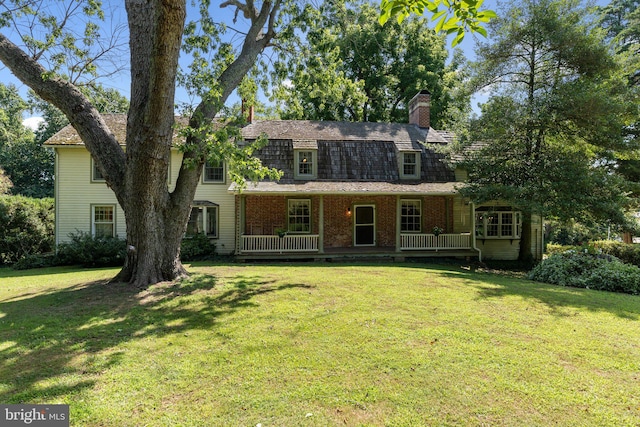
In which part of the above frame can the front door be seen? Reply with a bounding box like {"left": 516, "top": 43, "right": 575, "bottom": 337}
{"left": 354, "top": 205, "right": 376, "bottom": 246}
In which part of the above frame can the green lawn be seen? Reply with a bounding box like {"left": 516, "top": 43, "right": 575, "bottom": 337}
{"left": 1, "top": 262, "right": 639, "bottom": 426}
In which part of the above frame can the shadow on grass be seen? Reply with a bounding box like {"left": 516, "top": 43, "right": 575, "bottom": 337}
{"left": 0, "top": 271, "right": 312, "bottom": 403}
{"left": 435, "top": 265, "right": 640, "bottom": 320}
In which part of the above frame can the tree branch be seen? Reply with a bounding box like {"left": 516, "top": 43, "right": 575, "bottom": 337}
{"left": 0, "top": 31, "right": 126, "bottom": 200}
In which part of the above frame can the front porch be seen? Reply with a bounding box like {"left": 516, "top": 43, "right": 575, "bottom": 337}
{"left": 238, "top": 233, "right": 476, "bottom": 259}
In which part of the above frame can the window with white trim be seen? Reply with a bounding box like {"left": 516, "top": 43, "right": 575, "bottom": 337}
{"left": 294, "top": 150, "right": 317, "bottom": 179}
{"left": 92, "top": 205, "right": 115, "bottom": 238}
{"left": 203, "top": 161, "right": 225, "bottom": 183}
{"left": 91, "top": 158, "right": 105, "bottom": 182}
{"left": 401, "top": 199, "right": 421, "bottom": 232}
{"left": 186, "top": 205, "right": 218, "bottom": 238}
{"left": 400, "top": 151, "right": 420, "bottom": 179}
{"left": 475, "top": 209, "right": 522, "bottom": 239}
{"left": 288, "top": 199, "right": 311, "bottom": 233}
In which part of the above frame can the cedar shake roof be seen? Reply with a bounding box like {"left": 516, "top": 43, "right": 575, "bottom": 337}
{"left": 246, "top": 120, "right": 455, "bottom": 184}
{"left": 44, "top": 114, "right": 458, "bottom": 193}
{"left": 43, "top": 114, "right": 190, "bottom": 146}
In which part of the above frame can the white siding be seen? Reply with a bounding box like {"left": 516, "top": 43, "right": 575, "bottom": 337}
{"left": 56, "top": 148, "right": 125, "bottom": 244}
{"left": 55, "top": 147, "right": 236, "bottom": 255}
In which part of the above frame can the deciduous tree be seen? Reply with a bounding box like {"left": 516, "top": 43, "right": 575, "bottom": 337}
{"left": 273, "top": 1, "right": 467, "bottom": 128}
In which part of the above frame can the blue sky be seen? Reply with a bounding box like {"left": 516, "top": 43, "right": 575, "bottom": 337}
{"left": 0, "top": 0, "right": 608, "bottom": 126}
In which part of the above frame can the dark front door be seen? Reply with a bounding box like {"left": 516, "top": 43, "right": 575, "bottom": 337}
{"left": 354, "top": 205, "right": 375, "bottom": 246}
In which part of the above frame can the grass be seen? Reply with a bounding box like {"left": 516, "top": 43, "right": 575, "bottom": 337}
{"left": 1, "top": 262, "right": 639, "bottom": 426}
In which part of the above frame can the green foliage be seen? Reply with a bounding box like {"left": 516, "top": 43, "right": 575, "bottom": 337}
{"left": 0, "top": 195, "right": 54, "bottom": 264}
{"left": 545, "top": 220, "right": 611, "bottom": 246}
{"left": 592, "top": 240, "right": 640, "bottom": 268}
{"left": 528, "top": 252, "right": 640, "bottom": 294}
{"left": 273, "top": 1, "right": 467, "bottom": 128}
{"left": 378, "top": 0, "right": 496, "bottom": 47}
{"left": 180, "top": 233, "right": 216, "bottom": 262}
{"left": 0, "top": 167, "right": 12, "bottom": 195}
{"left": 458, "top": 0, "right": 634, "bottom": 243}
{"left": 56, "top": 231, "right": 126, "bottom": 268}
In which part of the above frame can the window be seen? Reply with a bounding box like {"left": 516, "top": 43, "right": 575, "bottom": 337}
{"left": 400, "top": 151, "right": 420, "bottom": 179}
{"left": 401, "top": 199, "right": 421, "bottom": 232}
{"left": 475, "top": 209, "right": 522, "bottom": 239}
{"left": 294, "top": 150, "right": 317, "bottom": 179}
{"left": 203, "top": 161, "right": 225, "bottom": 183}
{"left": 288, "top": 199, "right": 311, "bottom": 233}
{"left": 186, "top": 205, "right": 218, "bottom": 237}
{"left": 92, "top": 205, "right": 115, "bottom": 237}
{"left": 92, "top": 158, "right": 105, "bottom": 182}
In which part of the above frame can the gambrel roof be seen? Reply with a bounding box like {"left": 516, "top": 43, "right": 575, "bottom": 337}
{"left": 243, "top": 120, "right": 455, "bottom": 185}
{"left": 44, "top": 114, "right": 460, "bottom": 194}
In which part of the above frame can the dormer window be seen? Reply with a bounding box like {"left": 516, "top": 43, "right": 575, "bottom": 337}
{"left": 293, "top": 140, "right": 318, "bottom": 180}
{"left": 400, "top": 151, "right": 420, "bottom": 179}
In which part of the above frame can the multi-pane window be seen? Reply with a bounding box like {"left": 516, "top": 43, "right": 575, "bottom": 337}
{"left": 92, "top": 205, "right": 114, "bottom": 237}
{"left": 203, "top": 161, "right": 224, "bottom": 183}
{"left": 288, "top": 199, "right": 311, "bottom": 233}
{"left": 400, "top": 152, "right": 420, "bottom": 179}
{"left": 92, "top": 158, "right": 105, "bottom": 182}
{"left": 403, "top": 153, "right": 417, "bottom": 176}
{"left": 475, "top": 209, "right": 522, "bottom": 239}
{"left": 186, "top": 206, "right": 218, "bottom": 237}
{"left": 297, "top": 151, "right": 314, "bottom": 176}
{"left": 401, "top": 200, "right": 422, "bottom": 232}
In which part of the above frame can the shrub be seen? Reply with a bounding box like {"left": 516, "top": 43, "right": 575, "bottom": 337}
{"left": 180, "top": 233, "right": 216, "bottom": 262}
{"left": 12, "top": 253, "right": 57, "bottom": 270}
{"left": 591, "top": 240, "right": 640, "bottom": 267}
{"left": 545, "top": 244, "right": 573, "bottom": 255}
{"left": 0, "top": 195, "right": 54, "bottom": 264}
{"left": 528, "top": 252, "right": 640, "bottom": 295}
{"left": 56, "top": 231, "right": 127, "bottom": 267}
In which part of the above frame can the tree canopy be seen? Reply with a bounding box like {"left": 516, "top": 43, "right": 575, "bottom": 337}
{"left": 457, "top": 0, "right": 635, "bottom": 261}
{"left": 273, "top": 1, "right": 468, "bottom": 128}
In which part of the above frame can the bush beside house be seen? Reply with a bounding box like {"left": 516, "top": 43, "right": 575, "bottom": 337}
{"left": 529, "top": 252, "right": 640, "bottom": 295}
{"left": 0, "top": 195, "right": 54, "bottom": 265}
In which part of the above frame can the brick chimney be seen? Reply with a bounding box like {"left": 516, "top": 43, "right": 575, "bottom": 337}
{"left": 409, "top": 90, "right": 431, "bottom": 129}
{"left": 241, "top": 99, "right": 255, "bottom": 124}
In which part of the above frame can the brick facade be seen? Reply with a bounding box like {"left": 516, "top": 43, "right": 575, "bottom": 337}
{"left": 242, "top": 194, "right": 453, "bottom": 249}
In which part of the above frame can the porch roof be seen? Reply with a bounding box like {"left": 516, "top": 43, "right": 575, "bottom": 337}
{"left": 229, "top": 180, "right": 462, "bottom": 195}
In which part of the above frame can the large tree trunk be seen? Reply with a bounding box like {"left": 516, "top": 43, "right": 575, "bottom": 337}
{"left": 518, "top": 212, "right": 534, "bottom": 265}
{"left": 0, "top": 0, "right": 280, "bottom": 289}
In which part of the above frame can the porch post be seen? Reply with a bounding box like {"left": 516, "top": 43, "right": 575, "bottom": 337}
{"left": 395, "top": 195, "right": 402, "bottom": 252}
{"left": 318, "top": 195, "right": 324, "bottom": 254}
{"left": 236, "top": 195, "right": 246, "bottom": 254}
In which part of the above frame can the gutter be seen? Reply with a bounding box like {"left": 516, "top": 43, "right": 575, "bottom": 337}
{"left": 471, "top": 202, "right": 482, "bottom": 262}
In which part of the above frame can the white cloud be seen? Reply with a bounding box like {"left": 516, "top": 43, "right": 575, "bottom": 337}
{"left": 22, "top": 116, "right": 45, "bottom": 131}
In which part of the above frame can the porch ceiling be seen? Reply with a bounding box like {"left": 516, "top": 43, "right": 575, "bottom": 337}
{"left": 229, "top": 180, "right": 464, "bottom": 195}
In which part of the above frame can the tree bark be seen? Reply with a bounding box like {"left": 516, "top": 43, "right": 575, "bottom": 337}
{"left": 518, "top": 211, "right": 534, "bottom": 265}
{"left": 0, "top": 0, "right": 280, "bottom": 289}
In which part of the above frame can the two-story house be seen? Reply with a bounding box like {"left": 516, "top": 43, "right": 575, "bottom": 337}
{"left": 45, "top": 91, "right": 544, "bottom": 261}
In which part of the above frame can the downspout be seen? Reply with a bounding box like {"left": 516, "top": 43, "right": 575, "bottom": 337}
{"left": 471, "top": 202, "right": 482, "bottom": 262}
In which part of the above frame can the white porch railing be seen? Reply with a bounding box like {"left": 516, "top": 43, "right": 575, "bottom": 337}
{"left": 241, "top": 234, "right": 319, "bottom": 253}
{"left": 401, "top": 233, "right": 471, "bottom": 250}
